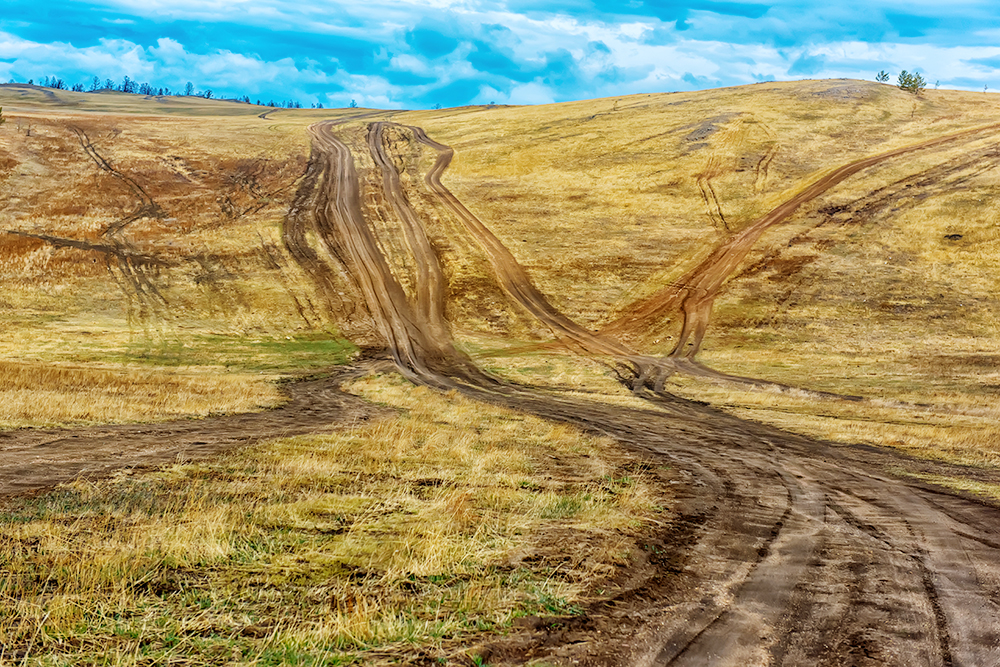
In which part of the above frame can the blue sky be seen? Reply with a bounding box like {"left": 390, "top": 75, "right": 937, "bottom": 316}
{"left": 1, "top": 1, "right": 999, "bottom": 108}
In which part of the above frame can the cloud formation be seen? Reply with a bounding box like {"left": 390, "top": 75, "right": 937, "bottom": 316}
{"left": 2, "top": 1, "right": 999, "bottom": 108}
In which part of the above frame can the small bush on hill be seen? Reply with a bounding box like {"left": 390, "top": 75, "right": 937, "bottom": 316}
{"left": 898, "top": 70, "right": 926, "bottom": 95}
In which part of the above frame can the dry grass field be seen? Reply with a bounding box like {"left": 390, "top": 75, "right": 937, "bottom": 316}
{"left": 0, "top": 85, "right": 357, "bottom": 424}
{"left": 3, "top": 79, "right": 1000, "bottom": 664}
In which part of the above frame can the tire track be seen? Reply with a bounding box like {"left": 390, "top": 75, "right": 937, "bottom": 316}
{"left": 6, "top": 117, "right": 1000, "bottom": 666}
{"left": 368, "top": 122, "right": 451, "bottom": 343}
{"left": 0, "top": 368, "right": 389, "bottom": 499}
{"left": 399, "top": 123, "right": 665, "bottom": 377}
{"left": 306, "top": 121, "right": 490, "bottom": 388}
{"left": 603, "top": 122, "right": 1000, "bottom": 359}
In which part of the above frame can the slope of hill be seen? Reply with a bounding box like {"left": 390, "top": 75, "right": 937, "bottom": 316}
{"left": 3, "top": 79, "right": 1000, "bottom": 665}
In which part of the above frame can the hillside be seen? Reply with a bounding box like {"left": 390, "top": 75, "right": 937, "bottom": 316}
{"left": 2, "top": 79, "right": 1000, "bottom": 665}
{"left": 3, "top": 79, "right": 999, "bottom": 462}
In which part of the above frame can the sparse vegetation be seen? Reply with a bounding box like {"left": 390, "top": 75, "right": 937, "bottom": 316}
{"left": 876, "top": 70, "right": 890, "bottom": 83}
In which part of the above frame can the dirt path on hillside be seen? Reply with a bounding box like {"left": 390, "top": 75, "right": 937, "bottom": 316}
{"left": 602, "top": 122, "right": 1000, "bottom": 360}
{"left": 331, "top": 120, "right": 1000, "bottom": 665}
{"left": 5, "top": 117, "right": 1000, "bottom": 665}
{"left": 383, "top": 121, "right": 686, "bottom": 391}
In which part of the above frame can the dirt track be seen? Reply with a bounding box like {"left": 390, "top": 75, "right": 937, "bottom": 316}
{"left": 5, "top": 117, "right": 1000, "bottom": 664}
{"left": 602, "top": 122, "right": 1000, "bottom": 361}
{"left": 0, "top": 369, "right": 386, "bottom": 498}
{"left": 310, "top": 120, "right": 1000, "bottom": 664}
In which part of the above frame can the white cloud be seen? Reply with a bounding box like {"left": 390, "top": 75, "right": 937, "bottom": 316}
{"left": 473, "top": 80, "right": 555, "bottom": 105}
{"left": 0, "top": 31, "right": 333, "bottom": 98}
{"left": 6, "top": 1, "right": 1000, "bottom": 108}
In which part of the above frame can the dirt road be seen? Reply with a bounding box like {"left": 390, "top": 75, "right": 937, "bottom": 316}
{"left": 317, "top": 120, "right": 1000, "bottom": 664}
{"left": 0, "top": 370, "right": 385, "bottom": 498}
{"left": 4, "top": 117, "right": 1000, "bottom": 665}
{"left": 603, "top": 122, "right": 1000, "bottom": 361}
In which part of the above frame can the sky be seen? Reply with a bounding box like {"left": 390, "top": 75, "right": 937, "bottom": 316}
{"left": 1, "top": 1, "right": 999, "bottom": 109}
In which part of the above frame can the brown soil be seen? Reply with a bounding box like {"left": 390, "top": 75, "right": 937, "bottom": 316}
{"left": 5, "top": 115, "right": 1000, "bottom": 665}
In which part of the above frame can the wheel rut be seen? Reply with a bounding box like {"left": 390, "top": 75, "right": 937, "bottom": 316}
{"left": 357, "top": 118, "right": 1000, "bottom": 660}
{"left": 603, "top": 121, "right": 1000, "bottom": 361}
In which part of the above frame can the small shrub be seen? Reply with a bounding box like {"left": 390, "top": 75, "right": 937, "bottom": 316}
{"left": 897, "top": 70, "right": 926, "bottom": 95}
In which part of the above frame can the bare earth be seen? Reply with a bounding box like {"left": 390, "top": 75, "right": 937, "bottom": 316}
{"left": 4, "top": 113, "right": 1000, "bottom": 665}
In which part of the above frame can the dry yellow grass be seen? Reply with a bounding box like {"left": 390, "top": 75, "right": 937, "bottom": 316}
{"left": 5, "top": 78, "right": 1000, "bottom": 462}
{"left": 0, "top": 361, "right": 283, "bottom": 426}
{"left": 0, "top": 374, "right": 670, "bottom": 665}
{"left": 4, "top": 76, "right": 1000, "bottom": 663}
{"left": 0, "top": 91, "right": 359, "bottom": 425}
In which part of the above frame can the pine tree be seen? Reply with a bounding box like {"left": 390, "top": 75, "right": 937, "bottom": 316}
{"left": 897, "top": 70, "right": 926, "bottom": 95}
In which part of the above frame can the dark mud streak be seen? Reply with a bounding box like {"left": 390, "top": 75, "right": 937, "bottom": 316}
{"left": 4, "top": 230, "right": 172, "bottom": 267}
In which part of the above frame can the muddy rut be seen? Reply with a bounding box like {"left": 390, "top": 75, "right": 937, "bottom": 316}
{"left": 4, "top": 116, "right": 1000, "bottom": 665}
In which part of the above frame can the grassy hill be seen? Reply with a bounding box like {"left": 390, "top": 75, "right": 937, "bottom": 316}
{"left": 2, "top": 79, "right": 1000, "bottom": 459}
{"left": 4, "top": 78, "right": 1000, "bottom": 664}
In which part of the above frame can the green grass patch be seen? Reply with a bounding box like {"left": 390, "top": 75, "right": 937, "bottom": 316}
{"left": 119, "top": 332, "right": 359, "bottom": 372}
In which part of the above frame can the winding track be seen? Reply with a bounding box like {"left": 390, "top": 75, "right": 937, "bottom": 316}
{"left": 0, "top": 372, "right": 385, "bottom": 498}
{"left": 3, "top": 117, "right": 1000, "bottom": 664}
{"left": 313, "top": 119, "right": 1000, "bottom": 665}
